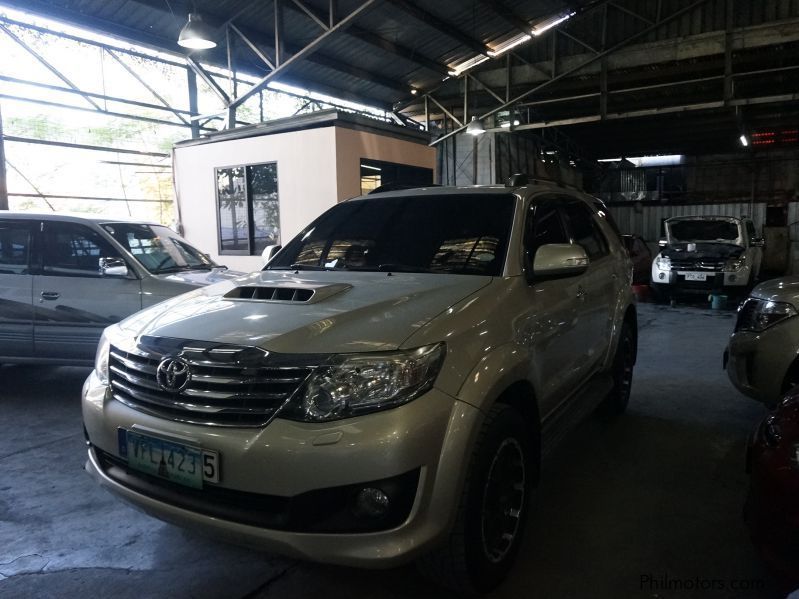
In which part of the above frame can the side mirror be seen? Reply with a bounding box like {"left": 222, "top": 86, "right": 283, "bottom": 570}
{"left": 261, "top": 244, "right": 282, "bottom": 265}
{"left": 532, "top": 244, "right": 589, "bottom": 279}
{"left": 99, "top": 257, "right": 129, "bottom": 277}
{"left": 658, "top": 238, "right": 668, "bottom": 248}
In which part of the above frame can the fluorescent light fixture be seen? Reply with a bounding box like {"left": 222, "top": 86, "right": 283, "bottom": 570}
{"left": 178, "top": 13, "right": 217, "bottom": 49}
{"left": 465, "top": 116, "right": 486, "bottom": 136}
{"left": 597, "top": 155, "right": 684, "bottom": 166}
{"left": 361, "top": 164, "right": 382, "bottom": 172}
{"left": 488, "top": 33, "right": 532, "bottom": 57}
{"left": 531, "top": 12, "right": 575, "bottom": 36}
{"left": 740, "top": 134, "right": 749, "bottom": 147}
{"left": 447, "top": 54, "right": 491, "bottom": 77}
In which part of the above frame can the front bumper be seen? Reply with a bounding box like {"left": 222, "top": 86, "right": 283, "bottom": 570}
{"left": 82, "top": 370, "right": 482, "bottom": 567}
{"left": 650, "top": 265, "right": 751, "bottom": 294}
{"left": 726, "top": 323, "right": 799, "bottom": 405}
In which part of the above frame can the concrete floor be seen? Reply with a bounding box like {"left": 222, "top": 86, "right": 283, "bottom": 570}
{"left": 0, "top": 303, "right": 787, "bottom": 598}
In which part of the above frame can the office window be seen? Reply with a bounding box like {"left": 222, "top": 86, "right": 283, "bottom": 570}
{"left": 359, "top": 158, "right": 433, "bottom": 195}
{"left": 216, "top": 163, "right": 279, "bottom": 255}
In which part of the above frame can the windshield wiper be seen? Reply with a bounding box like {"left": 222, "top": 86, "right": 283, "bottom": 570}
{"left": 269, "top": 263, "right": 333, "bottom": 271}
{"left": 156, "top": 264, "right": 214, "bottom": 273}
{"left": 377, "top": 263, "right": 432, "bottom": 273}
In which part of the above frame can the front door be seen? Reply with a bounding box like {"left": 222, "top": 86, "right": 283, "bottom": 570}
{"left": 0, "top": 219, "right": 36, "bottom": 359}
{"left": 33, "top": 221, "right": 142, "bottom": 361}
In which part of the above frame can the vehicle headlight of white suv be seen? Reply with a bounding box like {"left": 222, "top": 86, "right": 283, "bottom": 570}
{"left": 655, "top": 255, "right": 671, "bottom": 270}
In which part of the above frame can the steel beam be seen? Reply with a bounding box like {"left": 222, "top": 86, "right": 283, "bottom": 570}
{"left": 386, "top": 0, "right": 491, "bottom": 57}
{"left": 0, "top": 104, "right": 7, "bottom": 210}
{"left": 187, "top": 69, "right": 200, "bottom": 138}
{"left": 3, "top": 136, "right": 169, "bottom": 158}
{"left": 430, "top": 0, "right": 712, "bottom": 145}
{"left": 9, "top": 193, "right": 169, "bottom": 204}
{"left": 0, "top": 22, "right": 103, "bottom": 111}
{"left": 106, "top": 49, "right": 191, "bottom": 126}
{"left": 185, "top": 57, "right": 231, "bottom": 104}
{"left": 228, "top": 0, "right": 377, "bottom": 110}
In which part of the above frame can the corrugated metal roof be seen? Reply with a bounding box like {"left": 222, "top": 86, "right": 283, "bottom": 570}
{"left": 4, "top": 0, "right": 799, "bottom": 158}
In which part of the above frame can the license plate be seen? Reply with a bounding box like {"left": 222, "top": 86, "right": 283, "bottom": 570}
{"left": 118, "top": 429, "right": 219, "bottom": 489}
{"left": 683, "top": 272, "right": 707, "bottom": 281}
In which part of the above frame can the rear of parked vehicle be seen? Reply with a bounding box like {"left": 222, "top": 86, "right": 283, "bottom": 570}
{"left": 82, "top": 184, "right": 636, "bottom": 593}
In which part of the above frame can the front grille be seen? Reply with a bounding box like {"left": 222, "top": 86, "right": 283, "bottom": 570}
{"left": 108, "top": 339, "right": 314, "bottom": 427}
{"left": 735, "top": 298, "right": 760, "bottom": 332}
{"left": 670, "top": 259, "right": 725, "bottom": 271}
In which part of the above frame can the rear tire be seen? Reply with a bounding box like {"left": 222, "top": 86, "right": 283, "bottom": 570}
{"left": 599, "top": 321, "right": 636, "bottom": 415}
{"left": 417, "top": 404, "right": 533, "bottom": 595}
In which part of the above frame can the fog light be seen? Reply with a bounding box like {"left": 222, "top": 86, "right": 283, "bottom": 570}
{"left": 353, "top": 487, "right": 390, "bottom": 518}
{"left": 658, "top": 273, "right": 665, "bottom": 280}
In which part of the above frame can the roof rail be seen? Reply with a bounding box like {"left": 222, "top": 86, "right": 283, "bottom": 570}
{"left": 368, "top": 182, "right": 440, "bottom": 194}
{"left": 504, "top": 173, "right": 582, "bottom": 192}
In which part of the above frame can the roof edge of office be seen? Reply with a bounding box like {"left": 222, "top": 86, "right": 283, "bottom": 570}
{"left": 174, "top": 109, "right": 431, "bottom": 148}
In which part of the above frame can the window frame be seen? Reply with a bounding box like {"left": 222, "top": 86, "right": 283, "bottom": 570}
{"left": 214, "top": 161, "right": 280, "bottom": 256}
{"left": 561, "top": 198, "right": 611, "bottom": 261}
{"left": 0, "top": 219, "right": 37, "bottom": 276}
{"left": 40, "top": 221, "right": 126, "bottom": 278}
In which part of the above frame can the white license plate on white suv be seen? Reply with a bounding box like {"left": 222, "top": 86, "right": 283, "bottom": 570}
{"left": 683, "top": 272, "right": 708, "bottom": 281}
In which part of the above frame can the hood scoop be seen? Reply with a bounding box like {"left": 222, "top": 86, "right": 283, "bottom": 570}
{"left": 224, "top": 283, "right": 351, "bottom": 304}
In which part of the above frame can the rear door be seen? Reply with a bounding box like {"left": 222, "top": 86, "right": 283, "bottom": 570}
{"left": 33, "top": 221, "right": 142, "bottom": 361}
{"left": 0, "top": 219, "right": 36, "bottom": 359}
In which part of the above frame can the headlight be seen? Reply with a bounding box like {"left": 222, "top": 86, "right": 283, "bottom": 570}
{"left": 280, "top": 343, "right": 446, "bottom": 422}
{"left": 736, "top": 299, "right": 798, "bottom": 332}
{"left": 724, "top": 257, "right": 746, "bottom": 271}
{"left": 655, "top": 255, "right": 671, "bottom": 270}
{"left": 94, "top": 331, "right": 111, "bottom": 384}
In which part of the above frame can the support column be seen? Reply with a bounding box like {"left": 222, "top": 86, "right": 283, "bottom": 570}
{"left": 187, "top": 69, "right": 200, "bottom": 139}
{"left": 0, "top": 104, "right": 7, "bottom": 210}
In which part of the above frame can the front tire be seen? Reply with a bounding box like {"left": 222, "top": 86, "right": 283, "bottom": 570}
{"left": 417, "top": 404, "right": 533, "bottom": 595}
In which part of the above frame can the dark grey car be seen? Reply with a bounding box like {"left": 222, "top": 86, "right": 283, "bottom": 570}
{"left": 0, "top": 212, "right": 242, "bottom": 365}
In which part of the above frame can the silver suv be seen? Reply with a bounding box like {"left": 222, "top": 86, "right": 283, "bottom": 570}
{"left": 82, "top": 183, "right": 637, "bottom": 593}
{"left": 0, "top": 212, "right": 240, "bottom": 365}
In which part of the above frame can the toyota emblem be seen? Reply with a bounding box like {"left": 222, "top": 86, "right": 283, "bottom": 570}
{"left": 156, "top": 357, "right": 191, "bottom": 392}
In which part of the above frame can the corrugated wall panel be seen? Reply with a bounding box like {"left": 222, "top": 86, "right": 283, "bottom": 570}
{"left": 610, "top": 201, "right": 770, "bottom": 242}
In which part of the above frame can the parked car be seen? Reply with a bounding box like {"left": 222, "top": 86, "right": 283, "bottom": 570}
{"left": 725, "top": 275, "right": 799, "bottom": 405}
{"left": 651, "top": 215, "right": 763, "bottom": 300}
{"left": 0, "top": 212, "right": 241, "bottom": 366}
{"left": 744, "top": 387, "right": 799, "bottom": 589}
{"left": 82, "top": 182, "right": 637, "bottom": 594}
{"left": 621, "top": 234, "right": 652, "bottom": 285}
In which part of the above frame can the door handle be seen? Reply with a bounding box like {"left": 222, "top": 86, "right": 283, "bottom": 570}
{"left": 40, "top": 291, "right": 60, "bottom": 301}
{"left": 576, "top": 286, "right": 587, "bottom": 300}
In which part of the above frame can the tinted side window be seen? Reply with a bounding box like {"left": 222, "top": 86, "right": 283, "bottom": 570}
{"left": 0, "top": 221, "right": 32, "bottom": 275}
{"left": 562, "top": 202, "right": 609, "bottom": 260}
{"left": 525, "top": 202, "right": 569, "bottom": 260}
{"left": 42, "top": 223, "right": 121, "bottom": 277}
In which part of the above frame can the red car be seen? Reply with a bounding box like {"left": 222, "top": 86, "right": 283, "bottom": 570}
{"left": 745, "top": 388, "right": 799, "bottom": 588}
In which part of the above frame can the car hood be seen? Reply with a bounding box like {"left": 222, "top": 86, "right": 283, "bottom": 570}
{"left": 149, "top": 267, "right": 245, "bottom": 286}
{"left": 751, "top": 276, "right": 799, "bottom": 306}
{"left": 118, "top": 270, "right": 491, "bottom": 353}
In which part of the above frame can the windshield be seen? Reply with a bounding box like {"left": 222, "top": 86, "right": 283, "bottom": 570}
{"left": 102, "top": 223, "right": 217, "bottom": 274}
{"left": 668, "top": 220, "right": 740, "bottom": 243}
{"left": 268, "top": 193, "right": 516, "bottom": 276}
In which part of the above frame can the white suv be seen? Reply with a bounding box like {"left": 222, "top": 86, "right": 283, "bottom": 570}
{"left": 0, "top": 213, "right": 240, "bottom": 365}
{"left": 82, "top": 183, "right": 637, "bottom": 593}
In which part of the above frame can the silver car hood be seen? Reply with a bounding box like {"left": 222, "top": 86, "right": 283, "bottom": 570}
{"left": 751, "top": 276, "right": 799, "bottom": 306}
{"left": 119, "top": 270, "right": 491, "bottom": 353}
{"left": 149, "top": 267, "right": 245, "bottom": 286}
